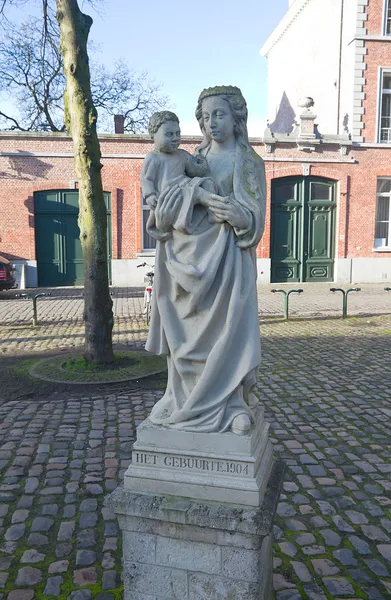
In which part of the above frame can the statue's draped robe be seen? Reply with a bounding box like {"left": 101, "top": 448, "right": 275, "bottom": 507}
{"left": 146, "top": 145, "right": 266, "bottom": 432}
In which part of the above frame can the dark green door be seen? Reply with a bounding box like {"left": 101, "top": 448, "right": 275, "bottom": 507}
{"left": 271, "top": 177, "right": 336, "bottom": 283}
{"left": 35, "top": 190, "right": 112, "bottom": 287}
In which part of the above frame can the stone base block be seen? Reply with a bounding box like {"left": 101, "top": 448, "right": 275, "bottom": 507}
{"left": 108, "top": 460, "right": 285, "bottom": 600}
{"left": 124, "top": 407, "right": 274, "bottom": 507}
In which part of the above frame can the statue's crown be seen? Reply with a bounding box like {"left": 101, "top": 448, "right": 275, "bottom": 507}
{"left": 198, "top": 85, "right": 242, "bottom": 102}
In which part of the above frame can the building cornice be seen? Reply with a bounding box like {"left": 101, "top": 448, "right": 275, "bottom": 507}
{"left": 260, "top": 0, "right": 312, "bottom": 57}
{"left": 352, "top": 142, "right": 391, "bottom": 148}
{"left": 262, "top": 157, "right": 356, "bottom": 163}
{"left": 0, "top": 151, "right": 357, "bottom": 164}
{"left": 0, "top": 131, "right": 204, "bottom": 143}
{"left": 354, "top": 34, "right": 391, "bottom": 42}
{"left": 0, "top": 151, "right": 147, "bottom": 159}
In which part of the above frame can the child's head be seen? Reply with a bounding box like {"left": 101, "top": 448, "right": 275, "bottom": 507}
{"left": 148, "top": 111, "right": 181, "bottom": 154}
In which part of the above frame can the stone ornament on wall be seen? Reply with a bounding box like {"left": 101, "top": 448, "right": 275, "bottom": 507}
{"left": 298, "top": 96, "right": 315, "bottom": 111}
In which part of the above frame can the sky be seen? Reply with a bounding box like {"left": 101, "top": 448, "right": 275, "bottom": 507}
{"left": 2, "top": 0, "right": 289, "bottom": 136}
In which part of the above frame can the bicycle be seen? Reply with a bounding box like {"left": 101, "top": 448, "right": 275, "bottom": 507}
{"left": 137, "top": 262, "right": 154, "bottom": 325}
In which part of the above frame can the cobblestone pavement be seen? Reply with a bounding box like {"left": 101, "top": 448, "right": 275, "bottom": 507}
{"left": 0, "top": 282, "right": 390, "bottom": 356}
{"left": 259, "top": 316, "right": 391, "bottom": 599}
{"left": 0, "top": 283, "right": 390, "bottom": 326}
{"left": 0, "top": 290, "right": 391, "bottom": 599}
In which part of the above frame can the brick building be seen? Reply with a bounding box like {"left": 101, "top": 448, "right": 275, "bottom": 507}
{"left": 0, "top": 0, "right": 391, "bottom": 287}
{"left": 260, "top": 0, "right": 391, "bottom": 284}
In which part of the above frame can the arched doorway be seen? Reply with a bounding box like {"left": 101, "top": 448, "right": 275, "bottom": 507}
{"left": 34, "top": 190, "right": 112, "bottom": 287}
{"left": 271, "top": 176, "right": 336, "bottom": 282}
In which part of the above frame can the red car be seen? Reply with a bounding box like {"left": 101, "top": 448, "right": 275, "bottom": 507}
{"left": 0, "top": 255, "right": 17, "bottom": 291}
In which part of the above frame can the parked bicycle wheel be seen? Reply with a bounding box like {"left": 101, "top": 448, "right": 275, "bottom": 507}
{"left": 145, "top": 301, "right": 151, "bottom": 325}
{"left": 137, "top": 262, "right": 154, "bottom": 325}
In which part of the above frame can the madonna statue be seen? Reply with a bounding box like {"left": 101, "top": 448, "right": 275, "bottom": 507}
{"left": 144, "top": 85, "right": 266, "bottom": 435}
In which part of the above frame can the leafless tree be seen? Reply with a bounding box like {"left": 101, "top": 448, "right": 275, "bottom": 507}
{"left": 92, "top": 61, "right": 169, "bottom": 133}
{"left": 0, "top": 4, "right": 169, "bottom": 132}
{"left": 0, "top": 11, "right": 65, "bottom": 130}
{"left": 0, "top": 0, "right": 158, "bottom": 364}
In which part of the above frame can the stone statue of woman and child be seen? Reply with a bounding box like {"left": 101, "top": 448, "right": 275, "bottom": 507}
{"left": 109, "top": 88, "right": 277, "bottom": 600}
{"left": 140, "top": 85, "right": 266, "bottom": 438}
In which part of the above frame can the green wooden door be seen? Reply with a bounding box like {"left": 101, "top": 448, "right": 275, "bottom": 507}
{"left": 271, "top": 177, "right": 336, "bottom": 283}
{"left": 35, "top": 190, "right": 112, "bottom": 287}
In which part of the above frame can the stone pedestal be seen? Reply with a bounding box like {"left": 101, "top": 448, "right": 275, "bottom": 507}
{"left": 109, "top": 407, "right": 284, "bottom": 599}
{"left": 124, "top": 406, "right": 273, "bottom": 507}
{"left": 108, "top": 460, "right": 284, "bottom": 600}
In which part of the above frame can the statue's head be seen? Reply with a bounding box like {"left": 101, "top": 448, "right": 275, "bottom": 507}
{"left": 148, "top": 111, "right": 181, "bottom": 154}
{"left": 195, "top": 86, "right": 249, "bottom": 150}
{"left": 148, "top": 111, "right": 180, "bottom": 139}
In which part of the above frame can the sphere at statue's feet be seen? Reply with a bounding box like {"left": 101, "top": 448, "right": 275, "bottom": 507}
{"left": 231, "top": 414, "right": 251, "bottom": 435}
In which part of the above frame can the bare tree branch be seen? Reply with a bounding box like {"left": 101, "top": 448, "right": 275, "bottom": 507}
{"left": 0, "top": 8, "right": 170, "bottom": 133}
{"left": 91, "top": 61, "right": 170, "bottom": 133}
{"left": 0, "top": 108, "right": 28, "bottom": 129}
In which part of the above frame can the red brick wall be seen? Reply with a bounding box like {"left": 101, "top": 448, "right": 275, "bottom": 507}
{"left": 0, "top": 134, "right": 156, "bottom": 262}
{"left": 264, "top": 145, "right": 391, "bottom": 260}
{"left": 365, "top": 0, "right": 385, "bottom": 35}
{"left": 0, "top": 134, "right": 203, "bottom": 263}
{"left": 1, "top": 132, "right": 391, "bottom": 265}
{"left": 362, "top": 0, "right": 391, "bottom": 142}
{"left": 362, "top": 41, "right": 391, "bottom": 142}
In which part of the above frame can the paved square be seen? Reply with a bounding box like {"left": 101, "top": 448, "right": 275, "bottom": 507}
{"left": 259, "top": 316, "right": 391, "bottom": 599}
{"left": 0, "top": 285, "right": 390, "bottom": 599}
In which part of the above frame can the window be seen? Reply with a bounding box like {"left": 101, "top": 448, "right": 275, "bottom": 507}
{"left": 141, "top": 193, "right": 156, "bottom": 251}
{"left": 375, "top": 178, "right": 391, "bottom": 248}
{"left": 385, "top": 0, "right": 391, "bottom": 35}
{"left": 379, "top": 72, "right": 391, "bottom": 142}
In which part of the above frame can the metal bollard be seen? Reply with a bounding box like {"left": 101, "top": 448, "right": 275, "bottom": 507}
{"left": 271, "top": 288, "right": 304, "bottom": 320}
{"left": 330, "top": 287, "right": 361, "bottom": 319}
{"left": 17, "top": 292, "right": 51, "bottom": 326}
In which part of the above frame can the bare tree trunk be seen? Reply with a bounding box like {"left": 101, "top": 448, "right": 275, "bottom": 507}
{"left": 56, "top": 0, "right": 114, "bottom": 364}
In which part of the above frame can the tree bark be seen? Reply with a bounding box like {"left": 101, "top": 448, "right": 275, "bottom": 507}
{"left": 56, "top": 0, "right": 114, "bottom": 364}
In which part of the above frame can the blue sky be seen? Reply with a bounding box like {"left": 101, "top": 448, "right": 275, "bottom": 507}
{"left": 3, "top": 0, "right": 288, "bottom": 135}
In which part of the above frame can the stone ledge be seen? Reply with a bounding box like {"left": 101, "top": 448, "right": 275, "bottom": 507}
{"left": 107, "top": 459, "right": 285, "bottom": 536}
{"left": 121, "top": 517, "right": 263, "bottom": 550}
{"left": 133, "top": 408, "right": 266, "bottom": 456}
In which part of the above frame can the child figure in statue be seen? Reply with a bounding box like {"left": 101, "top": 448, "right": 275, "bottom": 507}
{"left": 141, "top": 111, "right": 208, "bottom": 209}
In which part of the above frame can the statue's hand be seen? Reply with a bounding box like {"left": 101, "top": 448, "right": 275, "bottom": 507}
{"left": 155, "top": 185, "right": 182, "bottom": 232}
{"left": 146, "top": 194, "right": 158, "bottom": 209}
{"left": 194, "top": 186, "right": 216, "bottom": 206}
{"left": 206, "top": 195, "right": 251, "bottom": 230}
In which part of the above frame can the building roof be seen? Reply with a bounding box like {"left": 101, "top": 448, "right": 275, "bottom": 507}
{"left": 260, "top": 0, "right": 312, "bottom": 57}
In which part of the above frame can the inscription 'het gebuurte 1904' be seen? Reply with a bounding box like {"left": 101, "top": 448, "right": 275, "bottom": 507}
{"left": 134, "top": 451, "right": 252, "bottom": 476}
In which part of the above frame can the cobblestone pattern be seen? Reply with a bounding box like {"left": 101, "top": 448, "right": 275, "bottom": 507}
{"left": 0, "top": 390, "right": 162, "bottom": 600}
{"left": 0, "top": 283, "right": 390, "bottom": 325}
{"left": 0, "top": 316, "right": 148, "bottom": 356}
{"left": 0, "top": 283, "right": 390, "bottom": 356}
{"left": 258, "top": 317, "right": 391, "bottom": 599}
{"left": 0, "top": 298, "right": 391, "bottom": 598}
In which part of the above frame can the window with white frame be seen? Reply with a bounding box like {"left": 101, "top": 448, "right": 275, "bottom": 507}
{"left": 141, "top": 193, "right": 156, "bottom": 251}
{"left": 385, "top": 0, "right": 391, "bottom": 34}
{"left": 379, "top": 72, "right": 391, "bottom": 142}
{"left": 374, "top": 178, "right": 391, "bottom": 248}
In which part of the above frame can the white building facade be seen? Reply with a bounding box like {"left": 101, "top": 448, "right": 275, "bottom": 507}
{"left": 261, "top": 0, "right": 362, "bottom": 140}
